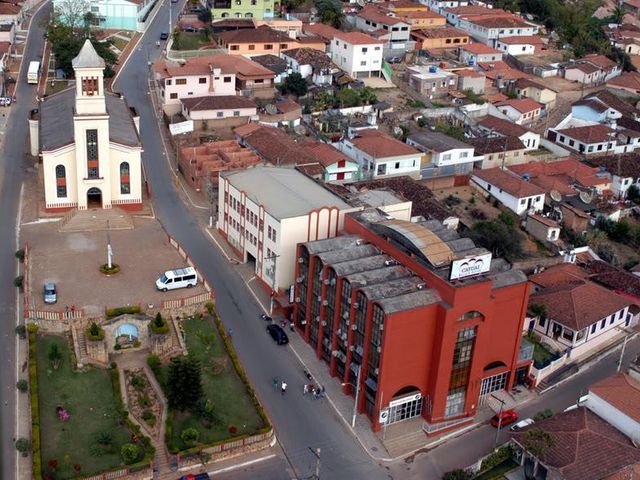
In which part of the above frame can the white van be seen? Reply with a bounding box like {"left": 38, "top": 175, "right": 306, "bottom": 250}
{"left": 156, "top": 267, "right": 198, "bottom": 291}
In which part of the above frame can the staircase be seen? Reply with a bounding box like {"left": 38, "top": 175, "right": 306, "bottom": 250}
{"left": 59, "top": 209, "right": 134, "bottom": 232}
{"left": 382, "top": 429, "right": 427, "bottom": 458}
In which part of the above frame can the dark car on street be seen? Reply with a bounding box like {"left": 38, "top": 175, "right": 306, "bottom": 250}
{"left": 267, "top": 324, "right": 289, "bottom": 345}
{"left": 160, "top": 32, "right": 169, "bottom": 40}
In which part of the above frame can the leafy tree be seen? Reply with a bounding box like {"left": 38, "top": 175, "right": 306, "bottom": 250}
{"left": 48, "top": 343, "right": 63, "bottom": 370}
{"left": 315, "top": 0, "right": 344, "bottom": 28}
{"left": 442, "top": 469, "right": 473, "bottom": 480}
{"left": 612, "top": 4, "right": 625, "bottom": 24}
{"left": 120, "top": 443, "right": 140, "bottom": 464}
{"left": 16, "top": 379, "right": 28, "bottom": 392}
{"left": 166, "top": 356, "right": 203, "bottom": 411}
{"left": 180, "top": 427, "right": 200, "bottom": 446}
{"left": 529, "top": 304, "right": 547, "bottom": 319}
{"left": 468, "top": 218, "right": 524, "bottom": 259}
{"left": 336, "top": 88, "right": 361, "bottom": 108}
{"left": 15, "top": 438, "right": 31, "bottom": 456}
{"left": 521, "top": 427, "right": 555, "bottom": 479}
{"left": 198, "top": 9, "right": 212, "bottom": 23}
{"left": 282, "top": 0, "right": 305, "bottom": 11}
{"left": 53, "top": 0, "right": 90, "bottom": 30}
{"left": 280, "top": 72, "right": 308, "bottom": 97}
{"left": 627, "top": 185, "right": 640, "bottom": 204}
{"left": 358, "top": 87, "right": 377, "bottom": 105}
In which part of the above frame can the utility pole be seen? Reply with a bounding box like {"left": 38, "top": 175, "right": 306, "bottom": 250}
{"left": 352, "top": 365, "right": 361, "bottom": 428}
{"left": 308, "top": 447, "right": 321, "bottom": 480}
{"left": 618, "top": 332, "right": 629, "bottom": 373}
{"left": 492, "top": 395, "right": 506, "bottom": 449}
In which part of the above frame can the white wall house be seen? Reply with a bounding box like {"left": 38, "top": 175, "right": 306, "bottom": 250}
{"left": 495, "top": 36, "right": 542, "bottom": 56}
{"left": 496, "top": 98, "right": 543, "bottom": 125}
{"left": 32, "top": 40, "right": 143, "bottom": 212}
{"left": 217, "top": 166, "right": 354, "bottom": 292}
{"left": 425, "top": 0, "right": 469, "bottom": 15}
{"left": 281, "top": 48, "right": 338, "bottom": 86}
{"left": 477, "top": 115, "right": 541, "bottom": 151}
{"left": 611, "top": 172, "right": 640, "bottom": 199}
{"left": 406, "top": 132, "right": 475, "bottom": 167}
{"left": 331, "top": 32, "right": 384, "bottom": 78}
{"left": 550, "top": 124, "right": 640, "bottom": 156}
{"left": 459, "top": 16, "right": 539, "bottom": 47}
{"left": 471, "top": 167, "right": 545, "bottom": 215}
{"left": 337, "top": 130, "right": 422, "bottom": 179}
{"left": 180, "top": 96, "right": 257, "bottom": 122}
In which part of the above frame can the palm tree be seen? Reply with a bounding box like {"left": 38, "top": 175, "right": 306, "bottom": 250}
{"left": 613, "top": 4, "right": 625, "bottom": 24}
{"left": 520, "top": 428, "right": 556, "bottom": 480}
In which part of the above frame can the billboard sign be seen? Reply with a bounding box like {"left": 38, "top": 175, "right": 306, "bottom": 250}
{"left": 450, "top": 252, "right": 492, "bottom": 281}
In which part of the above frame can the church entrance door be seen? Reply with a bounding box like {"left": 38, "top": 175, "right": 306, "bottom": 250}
{"left": 87, "top": 187, "right": 102, "bottom": 209}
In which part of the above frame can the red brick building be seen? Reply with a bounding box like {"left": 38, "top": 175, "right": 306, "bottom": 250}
{"left": 293, "top": 209, "right": 533, "bottom": 433}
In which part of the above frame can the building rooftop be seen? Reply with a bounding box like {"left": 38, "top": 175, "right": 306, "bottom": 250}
{"left": 218, "top": 25, "right": 293, "bottom": 44}
{"left": 472, "top": 167, "right": 546, "bottom": 198}
{"left": 357, "top": 4, "right": 411, "bottom": 26}
{"left": 235, "top": 123, "right": 317, "bottom": 165}
{"left": 511, "top": 408, "right": 640, "bottom": 480}
{"left": 586, "top": 154, "right": 640, "bottom": 180}
{"left": 477, "top": 115, "right": 531, "bottom": 137}
{"left": 72, "top": 39, "right": 106, "bottom": 69}
{"left": 515, "top": 77, "right": 555, "bottom": 92}
{"left": 608, "top": 71, "right": 640, "bottom": 91}
{"left": 302, "top": 22, "right": 342, "bottom": 42}
{"left": 39, "top": 89, "right": 140, "bottom": 151}
{"left": 348, "top": 129, "right": 420, "bottom": 158}
{"left": 460, "top": 43, "right": 502, "bottom": 55}
{"left": 154, "top": 54, "right": 274, "bottom": 79}
{"left": 411, "top": 26, "right": 469, "bottom": 39}
{"left": 509, "top": 158, "right": 608, "bottom": 193}
{"left": 250, "top": 54, "right": 289, "bottom": 75}
{"left": 496, "top": 98, "right": 543, "bottom": 114}
{"left": 470, "top": 16, "right": 534, "bottom": 29}
{"left": 333, "top": 31, "right": 384, "bottom": 46}
{"left": 220, "top": 166, "right": 350, "bottom": 220}
{"left": 554, "top": 124, "right": 616, "bottom": 144}
{"left": 282, "top": 47, "right": 334, "bottom": 70}
{"left": 497, "top": 35, "right": 544, "bottom": 45}
{"left": 468, "top": 136, "right": 526, "bottom": 154}
{"left": 590, "top": 373, "right": 640, "bottom": 423}
{"left": 181, "top": 95, "right": 256, "bottom": 111}
{"left": 407, "top": 131, "right": 473, "bottom": 152}
{"left": 583, "top": 259, "right": 640, "bottom": 301}
{"left": 297, "top": 142, "right": 351, "bottom": 168}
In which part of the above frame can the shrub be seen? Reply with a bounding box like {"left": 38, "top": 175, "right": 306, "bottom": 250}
{"left": 180, "top": 427, "right": 200, "bottom": 446}
{"left": 131, "top": 374, "right": 146, "bottom": 391}
{"left": 150, "top": 312, "right": 169, "bottom": 335}
{"left": 120, "top": 443, "right": 141, "bottom": 464}
{"left": 205, "top": 302, "right": 214, "bottom": 315}
{"left": 534, "top": 409, "right": 553, "bottom": 421}
{"left": 27, "top": 330, "right": 42, "bottom": 477}
{"left": 14, "top": 275, "right": 24, "bottom": 290}
{"left": 142, "top": 409, "right": 156, "bottom": 426}
{"left": 110, "top": 361, "right": 117, "bottom": 370}
{"left": 480, "top": 445, "right": 512, "bottom": 472}
{"left": 15, "top": 249, "right": 25, "bottom": 262}
{"left": 96, "top": 431, "right": 113, "bottom": 446}
{"left": 15, "top": 438, "right": 31, "bottom": 456}
{"left": 442, "top": 469, "right": 472, "bottom": 480}
{"left": 86, "top": 322, "right": 105, "bottom": 341}
{"left": 106, "top": 305, "right": 141, "bottom": 318}
{"left": 16, "top": 379, "right": 28, "bottom": 392}
{"left": 15, "top": 325, "right": 26, "bottom": 339}
{"left": 146, "top": 354, "right": 161, "bottom": 373}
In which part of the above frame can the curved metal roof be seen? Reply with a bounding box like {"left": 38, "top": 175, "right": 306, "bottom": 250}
{"left": 380, "top": 219, "right": 454, "bottom": 267}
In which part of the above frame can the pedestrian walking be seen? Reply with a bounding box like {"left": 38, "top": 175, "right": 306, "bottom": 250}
{"left": 227, "top": 328, "right": 233, "bottom": 338}
{"left": 281, "top": 381, "right": 287, "bottom": 395}
{"left": 303, "top": 384, "right": 309, "bottom": 395}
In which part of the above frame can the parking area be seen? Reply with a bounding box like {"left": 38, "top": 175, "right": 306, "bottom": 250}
{"left": 23, "top": 217, "right": 208, "bottom": 316}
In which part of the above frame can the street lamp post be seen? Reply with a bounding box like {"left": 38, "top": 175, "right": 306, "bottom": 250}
{"left": 492, "top": 395, "right": 506, "bottom": 449}
{"left": 352, "top": 366, "right": 361, "bottom": 428}
{"left": 618, "top": 331, "right": 630, "bottom": 373}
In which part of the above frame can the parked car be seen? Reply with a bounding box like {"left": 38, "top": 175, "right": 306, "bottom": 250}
{"left": 160, "top": 32, "right": 169, "bottom": 40}
{"left": 0, "top": 97, "right": 11, "bottom": 106}
{"left": 43, "top": 282, "right": 57, "bottom": 304}
{"left": 178, "top": 473, "right": 210, "bottom": 480}
{"left": 267, "top": 324, "right": 289, "bottom": 345}
{"left": 490, "top": 409, "right": 518, "bottom": 428}
{"left": 510, "top": 418, "right": 534, "bottom": 432}
{"left": 387, "top": 56, "right": 403, "bottom": 64}
{"left": 181, "top": 25, "right": 198, "bottom": 33}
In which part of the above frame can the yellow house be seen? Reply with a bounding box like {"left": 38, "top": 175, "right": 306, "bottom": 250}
{"left": 375, "top": 0, "right": 446, "bottom": 29}
{"left": 513, "top": 78, "right": 557, "bottom": 110}
{"left": 410, "top": 26, "right": 470, "bottom": 50}
{"left": 217, "top": 25, "right": 326, "bottom": 56}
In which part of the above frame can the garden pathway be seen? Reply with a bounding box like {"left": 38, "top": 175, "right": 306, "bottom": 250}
{"left": 113, "top": 350, "right": 173, "bottom": 477}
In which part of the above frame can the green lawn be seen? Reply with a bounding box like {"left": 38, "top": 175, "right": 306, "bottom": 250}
{"left": 474, "top": 459, "right": 519, "bottom": 480}
{"left": 164, "top": 317, "right": 264, "bottom": 451}
{"left": 111, "top": 37, "right": 128, "bottom": 52}
{"left": 45, "top": 80, "right": 70, "bottom": 97}
{"left": 36, "top": 335, "right": 131, "bottom": 479}
{"left": 173, "top": 32, "right": 212, "bottom": 51}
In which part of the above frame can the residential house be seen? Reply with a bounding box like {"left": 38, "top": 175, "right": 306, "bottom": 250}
{"left": 211, "top": 0, "right": 274, "bottom": 20}
{"left": 581, "top": 259, "right": 640, "bottom": 306}
{"left": 548, "top": 124, "right": 631, "bottom": 156}
{"left": 337, "top": 129, "right": 422, "bottom": 179}
{"left": 281, "top": 48, "right": 338, "bottom": 86}
{"left": 258, "top": 97, "right": 302, "bottom": 128}
{"left": 217, "top": 25, "right": 325, "bottom": 56}
{"left": 442, "top": 6, "right": 507, "bottom": 27}
{"left": 528, "top": 264, "right": 633, "bottom": 358}
{"left": 0, "top": 21, "right": 15, "bottom": 44}
{"left": 587, "top": 154, "right": 640, "bottom": 199}
{"left": 153, "top": 54, "right": 276, "bottom": 115}
{"left": 605, "top": 24, "right": 640, "bottom": 55}
{"left": 178, "top": 139, "right": 261, "bottom": 190}
{"left": 469, "top": 136, "right": 527, "bottom": 169}
{"left": 254, "top": 18, "right": 303, "bottom": 37}
{"left": 607, "top": 71, "right": 640, "bottom": 95}
{"left": 331, "top": 32, "right": 384, "bottom": 79}
{"left": 250, "top": 54, "right": 290, "bottom": 84}
{"left": 495, "top": 35, "right": 544, "bottom": 56}
{"left": 297, "top": 142, "right": 360, "bottom": 182}
{"left": 511, "top": 78, "right": 557, "bottom": 110}
{"left": 564, "top": 55, "right": 622, "bottom": 85}
{"left": 457, "top": 69, "right": 485, "bottom": 94}
{"left": 406, "top": 131, "right": 477, "bottom": 180}
{"left": 0, "top": 3, "right": 22, "bottom": 26}
{"left": 54, "top": 0, "right": 156, "bottom": 31}
{"left": 477, "top": 115, "right": 540, "bottom": 150}
{"left": 586, "top": 372, "right": 640, "bottom": 443}
{"left": 217, "top": 166, "right": 353, "bottom": 292}
{"left": 425, "top": 0, "right": 469, "bottom": 15}
{"left": 458, "top": 43, "right": 503, "bottom": 65}
{"left": 471, "top": 167, "right": 545, "bottom": 215}
{"left": 180, "top": 95, "right": 257, "bottom": 129}
{"left": 478, "top": 60, "right": 527, "bottom": 83}
{"left": 511, "top": 407, "right": 640, "bottom": 480}
{"left": 405, "top": 65, "right": 457, "bottom": 98}
{"left": 389, "top": 9, "right": 447, "bottom": 31}
{"left": 0, "top": 40, "right": 10, "bottom": 71}
{"left": 410, "top": 26, "right": 470, "bottom": 51}
{"left": 351, "top": 4, "right": 415, "bottom": 56}
{"left": 458, "top": 15, "right": 539, "bottom": 47}
{"left": 623, "top": 0, "right": 640, "bottom": 17}
{"left": 526, "top": 214, "right": 561, "bottom": 243}
{"left": 495, "top": 98, "right": 543, "bottom": 125}
{"left": 235, "top": 123, "right": 313, "bottom": 165}
{"left": 302, "top": 22, "right": 342, "bottom": 51}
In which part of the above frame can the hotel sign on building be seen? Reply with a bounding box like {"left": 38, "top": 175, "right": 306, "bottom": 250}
{"left": 450, "top": 252, "right": 492, "bottom": 280}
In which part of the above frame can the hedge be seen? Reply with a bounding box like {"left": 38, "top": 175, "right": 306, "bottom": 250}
{"left": 86, "top": 323, "right": 106, "bottom": 342}
{"left": 27, "top": 328, "right": 43, "bottom": 480}
{"left": 106, "top": 305, "right": 141, "bottom": 318}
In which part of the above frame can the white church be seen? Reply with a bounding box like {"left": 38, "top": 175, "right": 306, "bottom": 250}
{"left": 30, "top": 39, "right": 143, "bottom": 212}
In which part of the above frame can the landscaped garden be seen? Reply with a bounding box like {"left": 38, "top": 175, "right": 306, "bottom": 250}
{"left": 30, "top": 332, "right": 151, "bottom": 479}
{"left": 172, "top": 32, "right": 213, "bottom": 51}
{"left": 151, "top": 312, "right": 266, "bottom": 453}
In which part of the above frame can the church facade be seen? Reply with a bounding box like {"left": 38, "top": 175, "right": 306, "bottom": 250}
{"left": 30, "top": 39, "right": 143, "bottom": 212}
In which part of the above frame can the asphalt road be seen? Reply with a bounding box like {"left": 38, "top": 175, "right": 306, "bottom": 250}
{"left": 114, "top": 5, "right": 391, "bottom": 480}
{"left": 0, "top": 3, "right": 50, "bottom": 479}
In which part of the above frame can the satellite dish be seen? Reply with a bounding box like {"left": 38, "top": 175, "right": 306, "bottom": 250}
{"left": 392, "top": 126, "right": 403, "bottom": 137}
{"left": 265, "top": 104, "right": 278, "bottom": 115}
{"left": 550, "top": 190, "right": 562, "bottom": 202}
{"left": 579, "top": 191, "right": 593, "bottom": 204}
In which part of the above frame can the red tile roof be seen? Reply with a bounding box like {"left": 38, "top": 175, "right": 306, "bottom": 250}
{"left": 444, "top": 6, "right": 507, "bottom": 15}
{"left": 349, "top": 129, "right": 420, "bottom": 158}
{"left": 608, "top": 71, "right": 640, "bottom": 91}
{"left": 468, "top": 135, "right": 526, "bottom": 154}
{"left": 478, "top": 115, "right": 530, "bottom": 137}
{"left": 529, "top": 263, "right": 590, "bottom": 288}
{"left": 456, "top": 69, "right": 484, "bottom": 78}
{"left": 236, "top": 123, "right": 317, "bottom": 165}
{"left": 470, "top": 16, "right": 533, "bottom": 29}
{"left": 529, "top": 279, "right": 631, "bottom": 330}
{"left": 585, "top": 260, "right": 640, "bottom": 301}
{"left": 460, "top": 43, "right": 502, "bottom": 55}
{"left": 333, "top": 31, "right": 384, "bottom": 45}
{"left": 218, "top": 25, "right": 292, "bottom": 44}
{"left": 411, "top": 26, "right": 469, "bottom": 39}
{"left": 509, "top": 158, "right": 609, "bottom": 192}
{"left": 497, "top": 35, "right": 544, "bottom": 45}
{"left": 181, "top": 95, "right": 257, "bottom": 111}
{"left": 511, "top": 408, "right": 640, "bottom": 480}
{"left": 0, "top": 3, "right": 20, "bottom": 14}
{"left": 302, "top": 23, "right": 342, "bottom": 42}
{"left": 472, "top": 167, "right": 545, "bottom": 198}
{"left": 298, "top": 142, "right": 352, "bottom": 168}
{"left": 496, "top": 97, "right": 542, "bottom": 114}
{"left": 154, "top": 54, "right": 274, "bottom": 79}
{"left": 555, "top": 124, "right": 616, "bottom": 144}
{"left": 590, "top": 373, "right": 640, "bottom": 423}
{"left": 357, "top": 4, "right": 410, "bottom": 26}
{"left": 583, "top": 54, "right": 618, "bottom": 70}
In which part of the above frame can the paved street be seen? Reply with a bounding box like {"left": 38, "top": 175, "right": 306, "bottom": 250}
{"left": 0, "top": 3, "right": 50, "bottom": 479}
